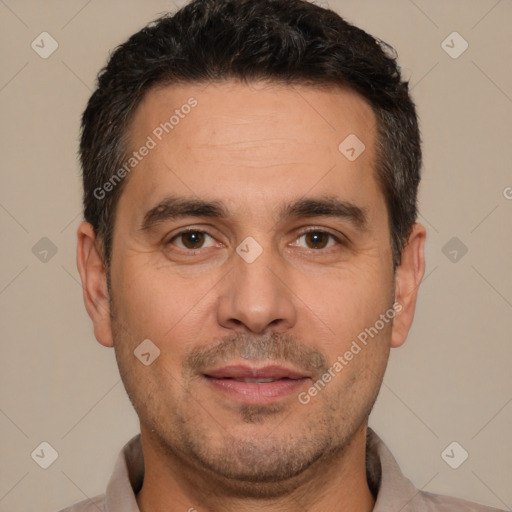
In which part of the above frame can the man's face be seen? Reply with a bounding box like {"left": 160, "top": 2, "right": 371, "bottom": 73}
{"left": 106, "top": 81, "right": 397, "bottom": 483}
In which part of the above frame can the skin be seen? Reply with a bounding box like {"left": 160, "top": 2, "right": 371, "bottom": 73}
{"left": 77, "top": 80, "right": 426, "bottom": 512}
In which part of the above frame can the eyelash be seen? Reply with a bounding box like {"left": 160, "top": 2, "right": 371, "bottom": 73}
{"left": 165, "top": 227, "right": 347, "bottom": 252}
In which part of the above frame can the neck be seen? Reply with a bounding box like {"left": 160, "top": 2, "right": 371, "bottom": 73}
{"left": 136, "top": 423, "right": 376, "bottom": 512}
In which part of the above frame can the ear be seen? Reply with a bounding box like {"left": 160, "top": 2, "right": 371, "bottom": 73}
{"left": 76, "top": 221, "right": 114, "bottom": 347}
{"left": 391, "top": 223, "right": 426, "bottom": 348}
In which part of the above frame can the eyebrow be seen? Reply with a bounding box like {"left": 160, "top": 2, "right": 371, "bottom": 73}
{"left": 139, "top": 195, "right": 368, "bottom": 233}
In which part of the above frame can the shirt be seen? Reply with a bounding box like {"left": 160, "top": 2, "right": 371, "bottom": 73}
{"left": 58, "top": 428, "right": 506, "bottom": 512}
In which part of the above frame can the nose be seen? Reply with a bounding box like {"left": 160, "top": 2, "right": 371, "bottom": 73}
{"left": 216, "top": 243, "right": 297, "bottom": 335}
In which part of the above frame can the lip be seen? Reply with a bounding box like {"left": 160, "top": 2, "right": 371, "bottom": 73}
{"left": 204, "top": 364, "right": 309, "bottom": 380}
{"left": 203, "top": 364, "right": 311, "bottom": 404}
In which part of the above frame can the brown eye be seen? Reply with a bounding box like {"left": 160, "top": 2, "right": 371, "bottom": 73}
{"left": 170, "top": 230, "right": 215, "bottom": 250}
{"left": 181, "top": 231, "right": 205, "bottom": 249}
{"left": 304, "top": 231, "right": 330, "bottom": 249}
{"left": 293, "top": 230, "right": 340, "bottom": 250}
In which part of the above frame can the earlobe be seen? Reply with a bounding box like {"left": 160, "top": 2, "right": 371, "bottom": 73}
{"left": 390, "top": 223, "right": 426, "bottom": 348}
{"left": 76, "top": 221, "right": 114, "bottom": 347}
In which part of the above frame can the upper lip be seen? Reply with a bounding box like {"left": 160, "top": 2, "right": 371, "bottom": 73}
{"left": 203, "top": 364, "right": 310, "bottom": 380}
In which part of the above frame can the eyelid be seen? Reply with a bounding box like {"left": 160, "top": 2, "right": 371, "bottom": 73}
{"left": 295, "top": 226, "right": 348, "bottom": 243}
{"left": 165, "top": 226, "right": 348, "bottom": 251}
{"left": 166, "top": 227, "right": 219, "bottom": 248}
{"left": 299, "top": 226, "right": 343, "bottom": 236}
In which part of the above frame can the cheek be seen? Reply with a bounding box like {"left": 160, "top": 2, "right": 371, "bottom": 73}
{"left": 112, "top": 252, "right": 180, "bottom": 318}
{"left": 110, "top": 254, "right": 219, "bottom": 360}
{"left": 298, "top": 263, "right": 393, "bottom": 350}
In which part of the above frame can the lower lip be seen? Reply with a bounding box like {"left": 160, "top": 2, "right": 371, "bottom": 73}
{"left": 204, "top": 376, "right": 309, "bottom": 404}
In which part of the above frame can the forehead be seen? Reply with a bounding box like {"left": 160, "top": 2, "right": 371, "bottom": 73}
{"left": 129, "top": 80, "right": 375, "bottom": 150}
{"left": 121, "top": 80, "right": 381, "bottom": 218}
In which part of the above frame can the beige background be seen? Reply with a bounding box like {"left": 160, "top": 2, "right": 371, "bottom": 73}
{"left": 1, "top": 1, "right": 511, "bottom": 511}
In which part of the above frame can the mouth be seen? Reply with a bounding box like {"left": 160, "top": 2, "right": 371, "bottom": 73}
{"left": 202, "top": 364, "right": 311, "bottom": 404}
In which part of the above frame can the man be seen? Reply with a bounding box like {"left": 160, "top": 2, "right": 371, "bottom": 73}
{"left": 64, "top": 0, "right": 504, "bottom": 510}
